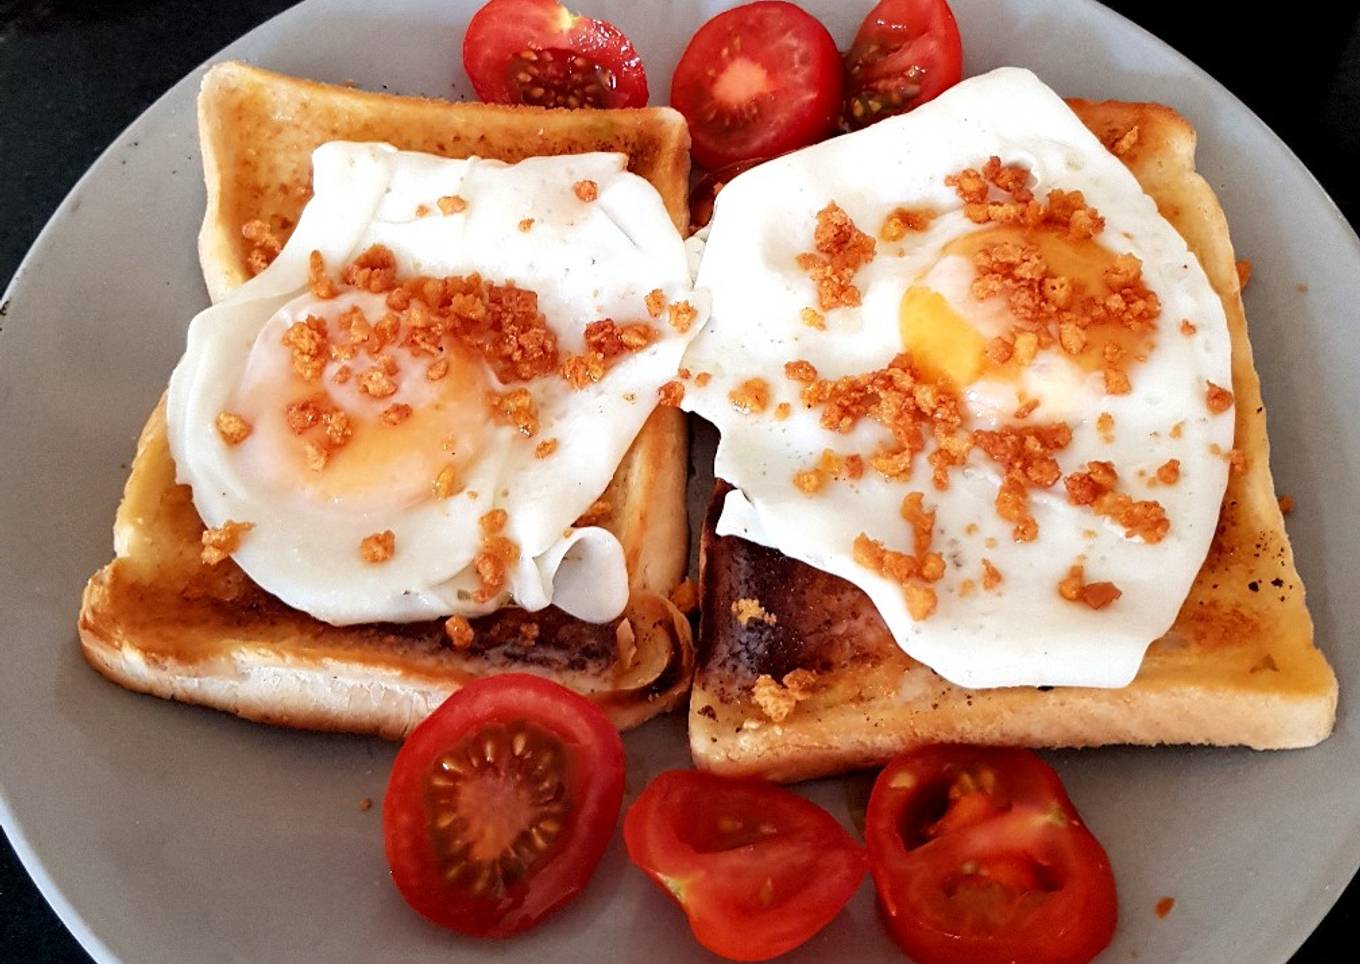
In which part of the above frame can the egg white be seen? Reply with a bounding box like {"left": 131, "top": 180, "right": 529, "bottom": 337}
{"left": 167, "top": 144, "right": 706, "bottom": 625}
{"left": 682, "top": 67, "right": 1234, "bottom": 689}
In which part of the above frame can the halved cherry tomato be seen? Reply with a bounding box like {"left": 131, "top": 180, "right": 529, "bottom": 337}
{"left": 625, "top": 770, "right": 867, "bottom": 961}
{"left": 866, "top": 746, "right": 1117, "bottom": 964}
{"left": 688, "top": 156, "right": 771, "bottom": 229}
{"left": 383, "top": 673, "right": 625, "bottom": 937}
{"left": 462, "top": 0, "right": 648, "bottom": 108}
{"left": 670, "top": 1, "right": 843, "bottom": 170}
{"left": 844, "top": 0, "right": 963, "bottom": 129}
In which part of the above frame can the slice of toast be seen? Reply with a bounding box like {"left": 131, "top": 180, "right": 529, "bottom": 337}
{"left": 78, "top": 62, "right": 695, "bottom": 737}
{"left": 690, "top": 100, "right": 1338, "bottom": 781}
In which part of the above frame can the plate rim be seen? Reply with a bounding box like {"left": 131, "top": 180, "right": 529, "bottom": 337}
{"left": 2, "top": 1, "right": 1357, "bottom": 961}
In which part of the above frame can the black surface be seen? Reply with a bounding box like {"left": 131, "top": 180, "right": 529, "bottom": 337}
{"left": 1, "top": 0, "right": 1356, "bottom": 960}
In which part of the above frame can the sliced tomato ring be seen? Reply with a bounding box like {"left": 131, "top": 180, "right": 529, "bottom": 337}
{"left": 670, "top": 1, "right": 843, "bottom": 169}
{"left": 625, "top": 770, "right": 867, "bottom": 961}
{"left": 462, "top": 0, "right": 648, "bottom": 108}
{"left": 383, "top": 673, "right": 625, "bottom": 937}
{"left": 843, "top": 0, "right": 963, "bottom": 129}
{"left": 866, "top": 746, "right": 1117, "bottom": 964}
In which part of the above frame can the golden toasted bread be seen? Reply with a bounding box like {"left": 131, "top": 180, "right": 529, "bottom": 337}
{"left": 79, "top": 62, "right": 695, "bottom": 737}
{"left": 690, "top": 100, "right": 1337, "bottom": 781}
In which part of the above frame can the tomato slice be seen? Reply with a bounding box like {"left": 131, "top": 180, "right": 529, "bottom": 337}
{"left": 383, "top": 674, "right": 625, "bottom": 937}
{"left": 688, "top": 156, "right": 771, "bottom": 229}
{"left": 843, "top": 0, "right": 963, "bottom": 129}
{"left": 669, "top": 1, "right": 843, "bottom": 170}
{"left": 462, "top": 0, "right": 648, "bottom": 108}
{"left": 866, "top": 746, "right": 1117, "bottom": 964}
{"left": 625, "top": 770, "right": 867, "bottom": 961}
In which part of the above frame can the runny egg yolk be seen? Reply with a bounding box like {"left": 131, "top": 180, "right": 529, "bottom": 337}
{"left": 899, "top": 225, "right": 1155, "bottom": 388}
{"left": 229, "top": 311, "right": 490, "bottom": 511}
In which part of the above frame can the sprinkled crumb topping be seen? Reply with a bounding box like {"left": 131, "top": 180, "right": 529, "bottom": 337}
{"left": 973, "top": 423, "right": 1071, "bottom": 542}
{"left": 360, "top": 530, "right": 396, "bottom": 563}
{"left": 657, "top": 380, "right": 685, "bottom": 407}
{"left": 444, "top": 615, "right": 474, "bottom": 649}
{"left": 1064, "top": 460, "right": 1169, "bottom": 543}
{"left": 201, "top": 520, "right": 253, "bottom": 566}
{"left": 489, "top": 388, "right": 539, "bottom": 437}
{"left": 667, "top": 301, "right": 698, "bottom": 334}
{"left": 800, "top": 307, "right": 827, "bottom": 330}
{"left": 534, "top": 438, "right": 558, "bottom": 459}
{"left": 879, "top": 207, "right": 934, "bottom": 241}
{"left": 242, "top": 219, "right": 284, "bottom": 275}
{"left": 1179, "top": 319, "right": 1197, "bottom": 336}
{"left": 669, "top": 578, "right": 700, "bottom": 614}
{"left": 432, "top": 464, "right": 461, "bottom": 499}
{"left": 215, "top": 411, "right": 251, "bottom": 445}
{"left": 518, "top": 217, "right": 535, "bottom": 232}
{"left": 644, "top": 288, "right": 667, "bottom": 319}
{"left": 1156, "top": 459, "right": 1181, "bottom": 485}
{"left": 308, "top": 251, "right": 338, "bottom": 299}
{"left": 728, "top": 378, "right": 771, "bottom": 414}
{"left": 1205, "top": 381, "right": 1234, "bottom": 414}
{"left": 752, "top": 670, "right": 816, "bottom": 723}
{"left": 732, "top": 597, "right": 777, "bottom": 626}
{"left": 437, "top": 195, "right": 467, "bottom": 215}
{"left": 1096, "top": 412, "right": 1115, "bottom": 443}
{"left": 694, "top": 371, "right": 712, "bottom": 387}
{"left": 1058, "top": 563, "right": 1122, "bottom": 609}
{"left": 981, "top": 558, "right": 1003, "bottom": 590}
{"left": 796, "top": 202, "right": 876, "bottom": 310}
{"left": 573, "top": 179, "right": 599, "bottom": 202}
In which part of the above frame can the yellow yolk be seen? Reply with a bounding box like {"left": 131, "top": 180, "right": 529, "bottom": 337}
{"left": 899, "top": 286, "right": 986, "bottom": 388}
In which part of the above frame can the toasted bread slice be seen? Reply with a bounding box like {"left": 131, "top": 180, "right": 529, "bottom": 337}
{"left": 690, "top": 100, "right": 1338, "bottom": 781}
{"left": 79, "top": 62, "right": 695, "bottom": 737}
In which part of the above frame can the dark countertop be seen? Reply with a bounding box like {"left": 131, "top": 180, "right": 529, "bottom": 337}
{"left": 2, "top": 1, "right": 1356, "bottom": 960}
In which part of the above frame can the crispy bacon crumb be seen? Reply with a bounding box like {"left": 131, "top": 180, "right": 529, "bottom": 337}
{"left": 358, "top": 365, "right": 398, "bottom": 399}
{"left": 433, "top": 464, "right": 461, "bottom": 499}
{"left": 573, "top": 179, "right": 599, "bottom": 202}
{"left": 774, "top": 402, "right": 792, "bottom": 421}
{"left": 784, "top": 360, "right": 818, "bottom": 383}
{"left": 732, "top": 597, "right": 777, "bottom": 627}
{"left": 800, "top": 307, "right": 827, "bottom": 330}
{"left": 480, "top": 508, "right": 508, "bottom": 534}
{"left": 657, "top": 380, "right": 685, "bottom": 407}
{"left": 575, "top": 499, "right": 612, "bottom": 527}
{"left": 437, "top": 195, "right": 467, "bottom": 215}
{"left": 973, "top": 423, "right": 1071, "bottom": 541}
{"left": 667, "top": 300, "right": 698, "bottom": 333}
{"left": 1206, "top": 381, "right": 1234, "bottom": 414}
{"left": 694, "top": 371, "right": 712, "bottom": 387}
{"left": 1278, "top": 494, "right": 1295, "bottom": 515}
{"left": 981, "top": 558, "right": 1003, "bottom": 590}
{"left": 1156, "top": 459, "right": 1181, "bottom": 485}
{"left": 879, "top": 207, "right": 933, "bottom": 241}
{"left": 281, "top": 316, "right": 330, "bottom": 381}
{"left": 729, "top": 378, "right": 771, "bottom": 414}
{"left": 1180, "top": 319, "right": 1197, "bottom": 336}
{"left": 1155, "top": 897, "right": 1176, "bottom": 919}
{"left": 201, "top": 520, "right": 254, "bottom": 566}
{"left": 518, "top": 218, "right": 535, "bottom": 232}
{"left": 1236, "top": 259, "right": 1252, "bottom": 289}
{"left": 303, "top": 440, "right": 329, "bottom": 471}
{"left": 341, "top": 245, "right": 398, "bottom": 293}
{"left": 751, "top": 670, "right": 816, "bottom": 723}
{"left": 472, "top": 533, "right": 520, "bottom": 603}
{"left": 535, "top": 438, "right": 558, "bottom": 459}
{"left": 793, "top": 469, "right": 826, "bottom": 495}
{"left": 444, "top": 615, "right": 474, "bottom": 649}
{"left": 380, "top": 403, "right": 412, "bottom": 426}
{"left": 308, "top": 250, "right": 337, "bottom": 299}
{"left": 360, "top": 530, "right": 396, "bottom": 563}
{"left": 489, "top": 388, "right": 539, "bottom": 436}
{"left": 425, "top": 358, "right": 449, "bottom": 381}
{"left": 1064, "top": 460, "right": 1169, "bottom": 542}
{"left": 644, "top": 288, "right": 666, "bottom": 319}
{"left": 1096, "top": 412, "right": 1115, "bottom": 443}
{"left": 242, "top": 219, "right": 283, "bottom": 274}
{"left": 669, "top": 578, "right": 700, "bottom": 614}
{"left": 796, "top": 202, "right": 876, "bottom": 310}
{"left": 1058, "top": 563, "right": 1122, "bottom": 609}
{"left": 215, "top": 411, "right": 251, "bottom": 445}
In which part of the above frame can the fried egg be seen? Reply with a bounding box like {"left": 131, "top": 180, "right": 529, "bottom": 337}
{"left": 682, "top": 67, "right": 1235, "bottom": 688}
{"left": 167, "top": 143, "right": 706, "bottom": 625}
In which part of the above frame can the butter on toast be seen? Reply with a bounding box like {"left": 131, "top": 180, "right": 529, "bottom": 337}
{"left": 79, "top": 62, "right": 695, "bottom": 737}
{"left": 690, "top": 100, "right": 1337, "bottom": 781}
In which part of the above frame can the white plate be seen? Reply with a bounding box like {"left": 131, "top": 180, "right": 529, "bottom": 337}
{"left": 1, "top": 1, "right": 1356, "bottom": 961}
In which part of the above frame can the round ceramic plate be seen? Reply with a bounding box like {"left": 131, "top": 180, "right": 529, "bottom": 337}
{"left": 1, "top": 0, "right": 1356, "bottom": 960}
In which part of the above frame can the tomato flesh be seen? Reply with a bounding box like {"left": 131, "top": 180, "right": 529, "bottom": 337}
{"left": 866, "top": 746, "right": 1117, "bottom": 964}
{"left": 625, "top": 770, "right": 867, "bottom": 961}
{"left": 383, "top": 674, "right": 624, "bottom": 937}
{"left": 844, "top": 0, "right": 963, "bottom": 129}
{"left": 670, "top": 1, "right": 843, "bottom": 169}
{"left": 463, "top": 0, "right": 648, "bottom": 108}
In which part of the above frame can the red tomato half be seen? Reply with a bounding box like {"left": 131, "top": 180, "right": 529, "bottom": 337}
{"left": 844, "top": 0, "right": 963, "bottom": 129}
{"left": 670, "top": 1, "right": 843, "bottom": 169}
{"left": 625, "top": 770, "right": 868, "bottom": 961}
{"left": 462, "top": 0, "right": 648, "bottom": 108}
{"left": 383, "top": 674, "right": 625, "bottom": 937}
{"left": 866, "top": 746, "right": 1117, "bottom": 964}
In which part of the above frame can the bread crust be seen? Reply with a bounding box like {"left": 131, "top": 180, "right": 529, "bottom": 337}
{"left": 690, "top": 100, "right": 1337, "bottom": 781}
{"left": 78, "top": 62, "right": 696, "bottom": 736}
